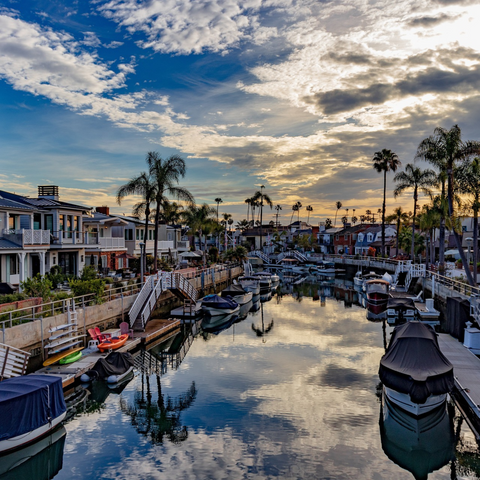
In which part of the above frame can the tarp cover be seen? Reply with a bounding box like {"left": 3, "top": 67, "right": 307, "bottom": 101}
{"left": 202, "top": 294, "right": 238, "bottom": 309}
{"left": 91, "top": 352, "right": 134, "bottom": 379}
{"left": 221, "top": 284, "right": 247, "bottom": 297}
{"left": 379, "top": 322, "right": 454, "bottom": 404}
{"left": 387, "top": 298, "right": 415, "bottom": 310}
{"left": 0, "top": 375, "right": 66, "bottom": 441}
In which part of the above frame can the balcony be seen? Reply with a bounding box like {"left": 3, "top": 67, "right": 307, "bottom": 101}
{"left": 99, "top": 237, "right": 125, "bottom": 248}
{"left": 2, "top": 229, "right": 50, "bottom": 246}
{"left": 177, "top": 240, "right": 189, "bottom": 251}
{"left": 158, "top": 241, "right": 174, "bottom": 251}
{"left": 50, "top": 230, "right": 85, "bottom": 246}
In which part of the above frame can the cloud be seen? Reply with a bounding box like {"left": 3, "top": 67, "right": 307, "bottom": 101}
{"left": 407, "top": 13, "right": 459, "bottom": 27}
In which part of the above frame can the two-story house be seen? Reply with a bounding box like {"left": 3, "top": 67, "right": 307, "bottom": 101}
{"left": 333, "top": 224, "right": 371, "bottom": 254}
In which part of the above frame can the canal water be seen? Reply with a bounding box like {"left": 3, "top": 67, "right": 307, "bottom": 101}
{"left": 5, "top": 276, "right": 480, "bottom": 479}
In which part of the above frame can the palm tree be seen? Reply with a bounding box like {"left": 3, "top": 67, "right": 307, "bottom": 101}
{"left": 306, "top": 205, "right": 313, "bottom": 224}
{"left": 274, "top": 205, "right": 282, "bottom": 227}
{"left": 236, "top": 219, "right": 250, "bottom": 233}
{"left": 147, "top": 152, "right": 194, "bottom": 270}
{"left": 159, "top": 201, "right": 184, "bottom": 225}
{"left": 182, "top": 203, "right": 216, "bottom": 260}
{"left": 252, "top": 186, "right": 273, "bottom": 251}
{"left": 250, "top": 199, "right": 259, "bottom": 227}
{"left": 373, "top": 149, "right": 401, "bottom": 257}
{"left": 214, "top": 198, "right": 223, "bottom": 249}
{"left": 244, "top": 198, "right": 252, "bottom": 224}
{"left": 419, "top": 204, "right": 441, "bottom": 269}
{"left": 290, "top": 204, "right": 298, "bottom": 224}
{"left": 386, "top": 207, "right": 409, "bottom": 257}
{"left": 457, "top": 157, "right": 480, "bottom": 284}
{"left": 416, "top": 125, "right": 480, "bottom": 284}
{"left": 116, "top": 170, "right": 156, "bottom": 275}
{"left": 334, "top": 201, "right": 342, "bottom": 227}
{"left": 394, "top": 164, "right": 437, "bottom": 262}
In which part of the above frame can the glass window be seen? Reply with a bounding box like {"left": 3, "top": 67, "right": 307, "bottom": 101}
{"left": 45, "top": 215, "right": 53, "bottom": 232}
{"left": 74, "top": 216, "right": 79, "bottom": 231}
{"left": 9, "top": 255, "right": 18, "bottom": 275}
{"left": 33, "top": 213, "right": 41, "bottom": 230}
{"left": 60, "top": 215, "right": 65, "bottom": 231}
{"left": 67, "top": 216, "right": 72, "bottom": 232}
{"left": 136, "top": 229, "right": 140, "bottom": 240}
{"left": 8, "top": 216, "right": 15, "bottom": 230}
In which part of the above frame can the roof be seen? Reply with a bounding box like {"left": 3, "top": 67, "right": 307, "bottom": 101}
{"left": 0, "top": 238, "right": 22, "bottom": 249}
{"left": 111, "top": 214, "right": 155, "bottom": 227}
{"left": 83, "top": 212, "right": 128, "bottom": 226}
{"left": 0, "top": 194, "right": 35, "bottom": 211}
{"left": 0, "top": 190, "right": 91, "bottom": 212}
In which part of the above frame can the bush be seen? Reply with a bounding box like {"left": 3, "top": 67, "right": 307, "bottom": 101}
{"left": 20, "top": 275, "right": 53, "bottom": 301}
{"left": 104, "top": 277, "right": 114, "bottom": 284}
{"left": 46, "top": 265, "right": 66, "bottom": 289}
{"left": 69, "top": 279, "right": 105, "bottom": 301}
{"left": 0, "top": 293, "right": 27, "bottom": 304}
{"left": 80, "top": 265, "right": 97, "bottom": 281}
{"left": 51, "top": 291, "right": 73, "bottom": 302}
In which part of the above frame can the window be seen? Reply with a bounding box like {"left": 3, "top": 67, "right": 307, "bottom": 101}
{"left": 66, "top": 216, "right": 72, "bottom": 232}
{"left": 74, "top": 216, "right": 79, "bottom": 232}
{"left": 33, "top": 213, "right": 41, "bottom": 230}
{"left": 367, "top": 234, "right": 373, "bottom": 242}
{"left": 8, "top": 255, "right": 18, "bottom": 275}
{"left": 358, "top": 234, "right": 363, "bottom": 242}
{"left": 125, "top": 229, "right": 133, "bottom": 240}
{"left": 336, "top": 235, "right": 339, "bottom": 241}
{"left": 8, "top": 216, "right": 15, "bottom": 230}
{"left": 118, "top": 257, "right": 124, "bottom": 268}
{"left": 45, "top": 215, "right": 53, "bottom": 232}
{"left": 136, "top": 229, "right": 140, "bottom": 240}
{"left": 60, "top": 215, "right": 65, "bottom": 231}
{"left": 149, "top": 230, "right": 153, "bottom": 240}
{"left": 344, "top": 234, "right": 348, "bottom": 241}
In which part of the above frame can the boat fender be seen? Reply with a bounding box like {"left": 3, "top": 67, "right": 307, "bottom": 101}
{"left": 80, "top": 370, "right": 99, "bottom": 383}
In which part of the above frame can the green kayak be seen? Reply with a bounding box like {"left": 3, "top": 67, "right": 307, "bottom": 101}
{"left": 59, "top": 350, "right": 83, "bottom": 365}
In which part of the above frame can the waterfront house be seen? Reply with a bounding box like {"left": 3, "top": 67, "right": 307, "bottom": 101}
{"left": 317, "top": 226, "right": 342, "bottom": 254}
{"left": 333, "top": 224, "right": 371, "bottom": 255}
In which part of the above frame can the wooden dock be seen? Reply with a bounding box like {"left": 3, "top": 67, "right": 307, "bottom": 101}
{"left": 35, "top": 318, "right": 180, "bottom": 388}
{"left": 438, "top": 333, "right": 480, "bottom": 438}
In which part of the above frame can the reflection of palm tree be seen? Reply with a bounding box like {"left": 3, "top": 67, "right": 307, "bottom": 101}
{"left": 251, "top": 303, "right": 274, "bottom": 340}
{"left": 122, "top": 374, "right": 197, "bottom": 444}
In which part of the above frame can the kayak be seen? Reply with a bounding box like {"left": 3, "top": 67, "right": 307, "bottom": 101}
{"left": 59, "top": 350, "right": 83, "bottom": 364}
{"left": 97, "top": 334, "right": 129, "bottom": 353}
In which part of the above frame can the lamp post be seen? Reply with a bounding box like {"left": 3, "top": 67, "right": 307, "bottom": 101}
{"left": 139, "top": 242, "right": 145, "bottom": 285}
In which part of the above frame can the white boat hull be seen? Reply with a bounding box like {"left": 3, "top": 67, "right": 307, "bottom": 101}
{"left": 239, "top": 282, "right": 260, "bottom": 296}
{"left": 107, "top": 366, "right": 134, "bottom": 384}
{"left": 230, "top": 291, "right": 253, "bottom": 305}
{"left": 384, "top": 386, "right": 446, "bottom": 417}
{"left": 0, "top": 411, "right": 66, "bottom": 454}
{"left": 202, "top": 305, "right": 240, "bottom": 316}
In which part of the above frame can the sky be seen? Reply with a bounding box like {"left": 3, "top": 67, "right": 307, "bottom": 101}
{"left": 1, "top": 0, "right": 480, "bottom": 225}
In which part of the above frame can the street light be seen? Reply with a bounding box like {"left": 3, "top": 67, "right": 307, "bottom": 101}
{"left": 139, "top": 242, "right": 145, "bottom": 285}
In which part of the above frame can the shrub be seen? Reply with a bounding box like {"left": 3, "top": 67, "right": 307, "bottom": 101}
{"left": 20, "top": 275, "right": 53, "bottom": 301}
{"left": 0, "top": 293, "right": 27, "bottom": 304}
{"left": 80, "top": 265, "right": 97, "bottom": 281}
{"left": 69, "top": 279, "right": 105, "bottom": 302}
{"left": 46, "top": 265, "right": 66, "bottom": 289}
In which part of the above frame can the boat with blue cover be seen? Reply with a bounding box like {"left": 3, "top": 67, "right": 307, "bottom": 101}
{"left": 201, "top": 294, "right": 240, "bottom": 316}
{"left": 0, "top": 375, "right": 67, "bottom": 453}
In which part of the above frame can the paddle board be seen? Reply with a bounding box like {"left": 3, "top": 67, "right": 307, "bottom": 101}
{"left": 43, "top": 347, "right": 84, "bottom": 367}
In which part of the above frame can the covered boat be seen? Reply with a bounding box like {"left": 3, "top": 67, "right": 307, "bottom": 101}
{"left": 379, "top": 322, "right": 454, "bottom": 416}
{"left": 221, "top": 284, "right": 253, "bottom": 305}
{"left": 80, "top": 351, "right": 134, "bottom": 384}
{"left": 0, "top": 375, "right": 67, "bottom": 453}
{"left": 201, "top": 294, "right": 239, "bottom": 316}
{"left": 237, "top": 277, "right": 260, "bottom": 296}
{"left": 366, "top": 279, "right": 390, "bottom": 304}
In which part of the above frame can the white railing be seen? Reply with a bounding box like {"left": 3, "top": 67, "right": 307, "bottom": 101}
{"left": 177, "top": 240, "right": 189, "bottom": 250}
{"left": 128, "top": 277, "right": 154, "bottom": 327}
{"left": 250, "top": 250, "right": 269, "bottom": 263}
{"left": 0, "top": 342, "right": 30, "bottom": 381}
{"left": 174, "top": 273, "right": 198, "bottom": 302}
{"left": 427, "top": 271, "right": 480, "bottom": 298}
{"left": 99, "top": 237, "right": 125, "bottom": 248}
{"left": 405, "top": 263, "right": 426, "bottom": 291}
{"left": 139, "top": 274, "right": 164, "bottom": 329}
{"left": 470, "top": 295, "right": 480, "bottom": 324}
{"left": 278, "top": 250, "right": 308, "bottom": 262}
{"left": 2, "top": 229, "right": 50, "bottom": 245}
{"left": 158, "top": 240, "right": 174, "bottom": 250}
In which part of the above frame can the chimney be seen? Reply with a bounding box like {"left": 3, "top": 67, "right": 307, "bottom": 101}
{"left": 38, "top": 185, "right": 59, "bottom": 201}
{"left": 96, "top": 206, "right": 110, "bottom": 215}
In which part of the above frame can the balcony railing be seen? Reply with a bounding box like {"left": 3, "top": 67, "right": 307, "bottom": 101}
{"left": 99, "top": 237, "right": 125, "bottom": 248}
{"left": 158, "top": 241, "right": 174, "bottom": 250}
{"left": 50, "top": 230, "right": 84, "bottom": 245}
{"left": 2, "top": 229, "right": 50, "bottom": 246}
{"left": 177, "top": 240, "right": 189, "bottom": 251}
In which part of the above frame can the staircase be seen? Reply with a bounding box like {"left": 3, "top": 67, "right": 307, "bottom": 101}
{"left": 277, "top": 250, "right": 308, "bottom": 262}
{"left": 470, "top": 295, "right": 480, "bottom": 324}
{"left": 391, "top": 260, "right": 411, "bottom": 289}
{"left": 404, "top": 263, "right": 426, "bottom": 292}
{"left": 250, "top": 250, "right": 270, "bottom": 263}
{"left": 129, "top": 272, "right": 198, "bottom": 331}
{"left": 0, "top": 343, "right": 30, "bottom": 381}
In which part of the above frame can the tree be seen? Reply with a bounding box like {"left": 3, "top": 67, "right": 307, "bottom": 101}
{"left": 147, "top": 152, "right": 195, "bottom": 270}
{"left": 306, "top": 205, "right": 313, "bottom": 223}
{"left": 274, "top": 204, "right": 282, "bottom": 226}
{"left": 394, "top": 164, "right": 437, "bottom": 261}
{"left": 386, "top": 207, "right": 409, "bottom": 257}
{"left": 236, "top": 219, "right": 250, "bottom": 233}
{"left": 252, "top": 186, "right": 273, "bottom": 252}
{"left": 244, "top": 198, "right": 252, "bottom": 224}
{"left": 457, "top": 157, "right": 480, "bottom": 284}
{"left": 416, "top": 125, "right": 480, "bottom": 285}
{"left": 373, "top": 148, "right": 401, "bottom": 256}
{"left": 325, "top": 218, "right": 332, "bottom": 229}
{"left": 116, "top": 169, "right": 156, "bottom": 274}
{"left": 334, "top": 201, "right": 342, "bottom": 227}
{"left": 419, "top": 203, "right": 441, "bottom": 269}
{"left": 295, "top": 201, "right": 303, "bottom": 222}
{"left": 182, "top": 203, "right": 216, "bottom": 259}
{"left": 160, "top": 201, "right": 184, "bottom": 225}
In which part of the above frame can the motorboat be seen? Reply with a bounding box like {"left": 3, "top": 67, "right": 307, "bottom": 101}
{"left": 414, "top": 298, "right": 440, "bottom": 325}
{"left": 0, "top": 375, "right": 67, "bottom": 453}
{"left": 279, "top": 258, "right": 307, "bottom": 274}
{"left": 201, "top": 294, "right": 240, "bottom": 316}
{"left": 365, "top": 279, "right": 390, "bottom": 304}
{"left": 80, "top": 352, "right": 135, "bottom": 384}
{"left": 236, "top": 276, "right": 261, "bottom": 296}
{"left": 254, "top": 271, "right": 279, "bottom": 285}
{"left": 379, "top": 321, "right": 454, "bottom": 416}
{"left": 250, "top": 273, "right": 271, "bottom": 291}
{"left": 386, "top": 298, "right": 416, "bottom": 324}
{"left": 221, "top": 284, "right": 253, "bottom": 305}
{"left": 380, "top": 396, "right": 454, "bottom": 479}
{"left": 201, "top": 313, "right": 238, "bottom": 334}
{"left": 354, "top": 271, "right": 364, "bottom": 288}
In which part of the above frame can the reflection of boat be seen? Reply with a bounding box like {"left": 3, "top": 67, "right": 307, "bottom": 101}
{"left": 237, "top": 300, "right": 252, "bottom": 321}
{"left": 366, "top": 279, "right": 390, "bottom": 304}
{"left": 80, "top": 352, "right": 135, "bottom": 384}
{"left": 250, "top": 300, "right": 260, "bottom": 313}
{"left": 221, "top": 284, "right": 253, "bottom": 305}
{"left": 0, "top": 425, "right": 66, "bottom": 480}
{"left": 236, "top": 277, "right": 260, "bottom": 296}
{"left": 379, "top": 322, "right": 454, "bottom": 416}
{"left": 380, "top": 397, "right": 454, "bottom": 479}
{"left": 0, "top": 375, "right": 67, "bottom": 453}
{"left": 260, "top": 292, "right": 272, "bottom": 303}
{"left": 201, "top": 294, "right": 240, "bottom": 316}
{"left": 202, "top": 313, "right": 237, "bottom": 334}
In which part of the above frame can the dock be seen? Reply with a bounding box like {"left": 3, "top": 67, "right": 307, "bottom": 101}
{"left": 36, "top": 318, "right": 181, "bottom": 388}
{"left": 438, "top": 333, "right": 480, "bottom": 438}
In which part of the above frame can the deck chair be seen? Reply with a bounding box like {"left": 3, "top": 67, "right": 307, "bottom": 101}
{"left": 120, "top": 322, "right": 134, "bottom": 339}
{"left": 94, "top": 327, "right": 112, "bottom": 342}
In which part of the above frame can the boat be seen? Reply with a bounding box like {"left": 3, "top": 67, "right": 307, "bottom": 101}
{"left": 201, "top": 294, "right": 240, "bottom": 316}
{"left": 379, "top": 321, "right": 454, "bottom": 416}
{"left": 236, "top": 277, "right": 261, "bottom": 296}
{"left": 221, "top": 284, "right": 253, "bottom": 305}
{"left": 354, "top": 271, "right": 364, "bottom": 288}
{"left": 97, "top": 334, "right": 129, "bottom": 353}
{"left": 0, "top": 375, "right": 67, "bottom": 453}
{"left": 253, "top": 271, "right": 277, "bottom": 289}
{"left": 201, "top": 313, "right": 238, "bottom": 334}
{"left": 380, "top": 396, "right": 454, "bottom": 479}
{"left": 279, "top": 258, "right": 307, "bottom": 273}
{"left": 365, "top": 279, "right": 390, "bottom": 304}
{"left": 386, "top": 298, "right": 416, "bottom": 324}
{"left": 414, "top": 298, "right": 440, "bottom": 325}
{"left": 59, "top": 349, "right": 82, "bottom": 365}
{"left": 80, "top": 351, "right": 135, "bottom": 384}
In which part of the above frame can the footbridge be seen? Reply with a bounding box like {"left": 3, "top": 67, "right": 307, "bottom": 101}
{"left": 129, "top": 272, "right": 198, "bottom": 331}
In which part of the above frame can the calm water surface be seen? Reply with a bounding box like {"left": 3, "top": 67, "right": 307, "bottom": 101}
{"left": 10, "top": 278, "right": 480, "bottom": 479}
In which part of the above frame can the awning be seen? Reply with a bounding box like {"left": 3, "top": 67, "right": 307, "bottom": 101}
{"left": 179, "top": 251, "right": 202, "bottom": 258}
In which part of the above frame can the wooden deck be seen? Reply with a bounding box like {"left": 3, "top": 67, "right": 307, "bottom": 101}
{"left": 438, "top": 333, "right": 480, "bottom": 437}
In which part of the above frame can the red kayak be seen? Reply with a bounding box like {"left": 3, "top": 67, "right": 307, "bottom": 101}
{"left": 97, "top": 334, "right": 129, "bottom": 353}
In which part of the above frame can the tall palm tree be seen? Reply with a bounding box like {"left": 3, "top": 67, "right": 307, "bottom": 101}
{"left": 419, "top": 203, "right": 441, "bottom": 269}
{"left": 373, "top": 149, "right": 401, "bottom": 256}
{"left": 416, "top": 125, "right": 480, "bottom": 284}
{"left": 334, "top": 201, "right": 342, "bottom": 227}
{"left": 250, "top": 199, "right": 259, "bottom": 227}
{"left": 274, "top": 205, "right": 282, "bottom": 227}
{"left": 214, "top": 198, "right": 223, "bottom": 249}
{"left": 386, "top": 206, "right": 409, "bottom": 257}
{"left": 394, "top": 164, "right": 437, "bottom": 262}
{"left": 147, "top": 152, "right": 194, "bottom": 270}
{"left": 244, "top": 198, "right": 252, "bottom": 224}
{"left": 457, "top": 157, "right": 480, "bottom": 285}
{"left": 252, "top": 186, "right": 273, "bottom": 251}
{"left": 295, "top": 201, "right": 303, "bottom": 222}
{"left": 182, "top": 203, "right": 216, "bottom": 260}
{"left": 306, "top": 205, "right": 313, "bottom": 224}
{"left": 290, "top": 204, "right": 298, "bottom": 224}
{"left": 116, "top": 170, "right": 156, "bottom": 275}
